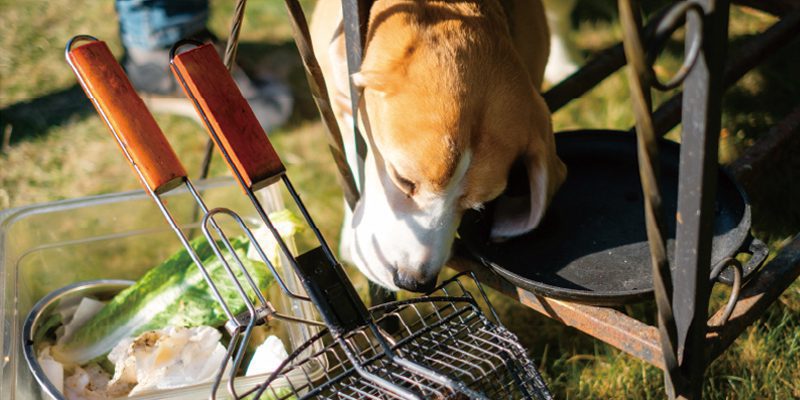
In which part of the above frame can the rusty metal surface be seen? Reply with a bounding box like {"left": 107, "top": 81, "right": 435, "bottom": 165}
{"left": 448, "top": 257, "right": 666, "bottom": 371}
{"left": 671, "top": 1, "right": 729, "bottom": 397}
{"left": 517, "top": 291, "right": 666, "bottom": 371}
{"left": 618, "top": 0, "right": 685, "bottom": 391}
{"left": 706, "top": 234, "right": 800, "bottom": 363}
{"left": 451, "top": 233, "right": 800, "bottom": 374}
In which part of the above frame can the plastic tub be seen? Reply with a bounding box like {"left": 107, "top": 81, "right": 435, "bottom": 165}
{"left": 1, "top": 178, "right": 323, "bottom": 399}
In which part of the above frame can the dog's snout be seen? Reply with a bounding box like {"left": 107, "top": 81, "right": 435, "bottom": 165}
{"left": 392, "top": 268, "right": 436, "bottom": 293}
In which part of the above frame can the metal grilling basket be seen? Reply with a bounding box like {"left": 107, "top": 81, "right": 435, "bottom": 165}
{"left": 251, "top": 274, "right": 550, "bottom": 400}
{"left": 62, "top": 34, "right": 552, "bottom": 400}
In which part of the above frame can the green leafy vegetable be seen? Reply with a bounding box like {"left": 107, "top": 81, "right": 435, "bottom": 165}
{"left": 53, "top": 236, "right": 272, "bottom": 365}
{"left": 34, "top": 313, "right": 62, "bottom": 345}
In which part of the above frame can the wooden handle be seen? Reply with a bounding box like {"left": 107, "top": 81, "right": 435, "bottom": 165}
{"left": 171, "top": 43, "right": 285, "bottom": 191}
{"left": 68, "top": 40, "right": 187, "bottom": 194}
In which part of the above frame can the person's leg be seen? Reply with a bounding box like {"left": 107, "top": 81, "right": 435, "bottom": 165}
{"left": 114, "top": 0, "right": 292, "bottom": 130}
{"left": 116, "top": 0, "right": 210, "bottom": 94}
{"left": 116, "top": 0, "right": 209, "bottom": 51}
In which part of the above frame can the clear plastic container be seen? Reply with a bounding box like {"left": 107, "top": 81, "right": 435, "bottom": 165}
{"left": 1, "top": 178, "right": 322, "bottom": 399}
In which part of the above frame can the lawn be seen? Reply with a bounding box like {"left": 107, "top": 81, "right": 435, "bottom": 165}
{"left": 1, "top": 0, "right": 798, "bottom": 398}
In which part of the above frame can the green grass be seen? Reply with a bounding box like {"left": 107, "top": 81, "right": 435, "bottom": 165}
{"left": 1, "top": 0, "right": 798, "bottom": 398}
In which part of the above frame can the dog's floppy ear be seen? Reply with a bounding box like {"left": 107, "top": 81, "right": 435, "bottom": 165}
{"left": 491, "top": 113, "right": 566, "bottom": 240}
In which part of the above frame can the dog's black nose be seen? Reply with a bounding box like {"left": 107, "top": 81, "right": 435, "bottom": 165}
{"left": 393, "top": 269, "right": 436, "bottom": 293}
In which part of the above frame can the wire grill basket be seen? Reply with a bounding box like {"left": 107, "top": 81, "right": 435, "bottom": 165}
{"left": 248, "top": 273, "right": 551, "bottom": 400}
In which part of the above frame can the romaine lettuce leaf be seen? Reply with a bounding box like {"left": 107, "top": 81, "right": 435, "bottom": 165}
{"left": 52, "top": 236, "right": 273, "bottom": 365}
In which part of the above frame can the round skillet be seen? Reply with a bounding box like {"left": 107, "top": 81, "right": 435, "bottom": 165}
{"left": 456, "top": 130, "right": 760, "bottom": 305}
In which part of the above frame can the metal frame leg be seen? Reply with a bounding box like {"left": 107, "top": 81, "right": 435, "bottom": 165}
{"left": 339, "top": 0, "right": 398, "bottom": 309}
{"left": 341, "top": 0, "right": 371, "bottom": 190}
{"left": 672, "top": 0, "right": 730, "bottom": 398}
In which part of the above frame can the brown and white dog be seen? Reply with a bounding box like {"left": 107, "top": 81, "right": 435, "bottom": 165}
{"left": 310, "top": 0, "right": 567, "bottom": 292}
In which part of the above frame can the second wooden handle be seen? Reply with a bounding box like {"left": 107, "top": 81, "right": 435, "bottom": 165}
{"left": 171, "top": 44, "right": 286, "bottom": 191}
{"left": 68, "top": 40, "right": 187, "bottom": 194}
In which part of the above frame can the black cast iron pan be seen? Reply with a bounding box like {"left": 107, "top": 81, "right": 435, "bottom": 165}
{"left": 456, "top": 130, "right": 768, "bottom": 305}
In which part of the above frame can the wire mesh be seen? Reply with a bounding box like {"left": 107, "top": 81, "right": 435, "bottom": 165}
{"left": 246, "top": 273, "right": 552, "bottom": 400}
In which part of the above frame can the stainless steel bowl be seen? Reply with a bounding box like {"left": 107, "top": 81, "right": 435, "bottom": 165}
{"left": 22, "top": 280, "right": 134, "bottom": 400}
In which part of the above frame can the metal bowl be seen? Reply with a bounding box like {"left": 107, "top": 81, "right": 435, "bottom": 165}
{"left": 22, "top": 280, "right": 134, "bottom": 400}
{"left": 22, "top": 279, "right": 330, "bottom": 400}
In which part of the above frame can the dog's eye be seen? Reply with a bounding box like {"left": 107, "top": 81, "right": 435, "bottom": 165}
{"left": 389, "top": 165, "right": 417, "bottom": 197}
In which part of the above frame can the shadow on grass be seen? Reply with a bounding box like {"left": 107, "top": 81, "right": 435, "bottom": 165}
{"left": 0, "top": 84, "right": 92, "bottom": 145}
{"left": 0, "top": 39, "right": 322, "bottom": 147}
{"left": 721, "top": 35, "right": 800, "bottom": 240}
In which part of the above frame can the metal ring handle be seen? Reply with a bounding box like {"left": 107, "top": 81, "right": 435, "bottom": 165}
{"left": 742, "top": 237, "right": 770, "bottom": 279}
{"left": 646, "top": 1, "right": 705, "bottom": 91}
{"left": 169, "top": 38, "right": 205, "bottom": 62}
{"left": 64, "top": 34, "right": 98, "bottom": 59}
{"left": 709, "top": 257, "right": 743, "bottom": 326}
{"left": 717, "top": 236, "right": 770, "bottom": 285}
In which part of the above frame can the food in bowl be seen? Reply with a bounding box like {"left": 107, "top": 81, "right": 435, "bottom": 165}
{"left": 27, "top": 211, "right": 303, "bottom": 399}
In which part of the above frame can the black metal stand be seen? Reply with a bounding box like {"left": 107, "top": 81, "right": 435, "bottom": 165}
{"left": 672, "top": 1, "right": 729, "bottom": 397}
{"left": 332, "top": 1, "right": 800, "bottom": 398}
{"left": 454, "top": 2, "right": 798, "bottom": 399}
